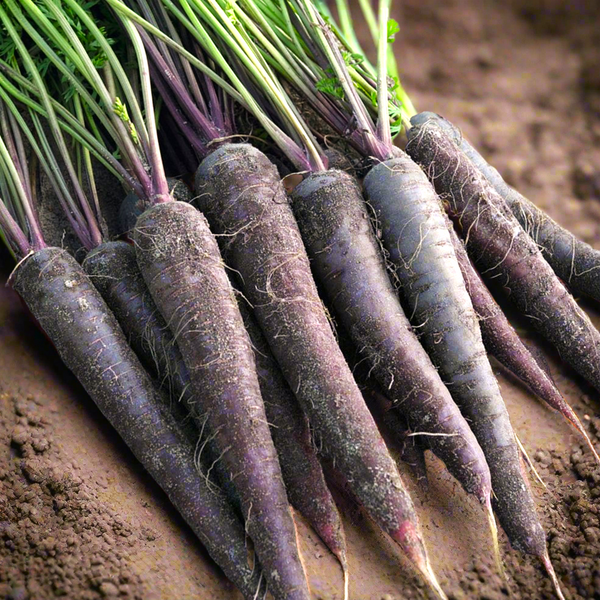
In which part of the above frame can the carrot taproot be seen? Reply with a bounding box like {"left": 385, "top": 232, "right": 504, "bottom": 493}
{"left": 411, "top": 111, "right": 600, "bottom": 303}
{"left": 118, "top": 179, "right": 193, "bottom": 236}
{"left": 134, "top": 200, "right": 310, "bottom": 600}
{"left": 237, "top": 297, "right": 349, "bottom": 590}
{"left": 291, "top": 168, "right": 492, "bottom": 505}
{"left": 362, "top": 153, "right": 539, "bottom": 570}
{"left": 10, "top": 247, "right": 265, "bottom": 600}
{"left": 83, "top": 241, "right": 193, "bottom": 410}
{"left": 446, "top": 218, "right": 600, "bottom": 463}
{"left": 405, "top": 119, "right": 589, "bottom": 595}
{"left": 82, "top": 240, "right": 243, "bottom": 508}
{"left": 361, "top": 378, "right": 429, "bottom": 489}
{"left": 194, "top": 142, "right": 446, "bottom": 599}
{"left": 407, "top": 120, "right": 600, "bottom": 398}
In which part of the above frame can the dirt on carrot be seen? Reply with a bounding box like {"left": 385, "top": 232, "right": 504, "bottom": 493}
{"left": 2, "top": 0, "right": 600, "bottom": 598}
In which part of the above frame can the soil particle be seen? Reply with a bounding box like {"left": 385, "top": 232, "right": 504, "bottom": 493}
{"left": 0, "top": 394, "right": 147, "bottom": 600}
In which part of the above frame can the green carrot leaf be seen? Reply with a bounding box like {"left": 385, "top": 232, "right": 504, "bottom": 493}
{"left": 386, "top": 18, "right": 399, "bottom": 43}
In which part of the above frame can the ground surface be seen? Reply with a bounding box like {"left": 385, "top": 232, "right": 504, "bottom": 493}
{"left": 2, "top": 0, "right": 600, "bottom": 599}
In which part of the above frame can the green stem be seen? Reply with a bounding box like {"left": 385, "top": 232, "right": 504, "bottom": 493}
{"left": 356, "top": 0, "right": 378, "bottom": 45}
{"left": 0, "top": 66, "right": 141, "bottom": 195}
{"left": 0, "top": 2, "right": 102, "bottom": 248}
{"left": 60, "top": 0, "right": 151, "bottom": 154}
{"left": 73, "top": 94, "right": 103, "bottom": 234}
{"left": 0, "top": 105, "right": 44, "bottom": 251}
{"left": 119, "top": 17, "right": 170, "bottom": 201}
{"left": 376, "top": 0, "right": 391, "bottom": 149}
{"left": 9, "top": 0, "right": 151, "bottom": 194}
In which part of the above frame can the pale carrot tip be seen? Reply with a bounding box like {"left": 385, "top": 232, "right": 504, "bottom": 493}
{"left": 516, "top": 434, "right": 547, "bottom": 489}
{"left": 541, "top": 550, "right": 566, "bottom": 600}
{"left": 485, "top": 496, "right": 506, "bottom": 584}
{"left": 554, "top": 396, "right": 600, "bottom": 466}
{"left": 342, "top": 562, "right": 349, "bottom": 600}
{"left": 580, "top": 427, "right": 600, "bottom": 466}
{"left": 421, "top": 560, "right": 448, "bottom": 600}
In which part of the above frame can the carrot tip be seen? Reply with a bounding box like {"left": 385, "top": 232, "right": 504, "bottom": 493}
{"left": 390, "top": 524, "right": 447, "bottom": 600}
{"left": 578, "top": 425, "right": 600, "bottom": 467}
{"left": 541, "top": 550, "right": 566, "bottom": 600}
{"left": 342, "top": 561, "right": 349, "bottom": 600}
{"left": 421, "top": 559, "right": 448, "bottom": 600}
{"left": 485, "top": 496, "right": 506, "bottom": 584}
{"left": 556, "top": 399, "right": 600, "bottom": 466}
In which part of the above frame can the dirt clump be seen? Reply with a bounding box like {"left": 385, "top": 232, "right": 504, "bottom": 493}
{"left": 0, "top": 393, "right": 147, "bottom": 600}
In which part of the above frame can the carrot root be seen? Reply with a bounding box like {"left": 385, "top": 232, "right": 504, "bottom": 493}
{"left": 541, "top": 549, "right": 566, "bottom": 600}
{"left": 485, "top": 495, "right": 505, "bottom": 583}
{"left": 515, "top": 435, "right": 547, "bottom": 490}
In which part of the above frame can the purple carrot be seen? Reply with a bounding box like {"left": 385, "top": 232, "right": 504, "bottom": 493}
{"left": 447, "top": 219, "right": 600, "bottom": 463}
{"left": 362, "top": 152, "right": 533, "bottom": 584}
{"left": 291, "top": 169, "right": 492, "bottom": 506}
{"left": 238, "top": 298, "right": 349, "bottom": 595}
{"left": 411, "top": 112, "right": 600, "bottom": 303}
{"left": 82, "top": 241, "right": 243, "bottom": 508}
{"left": 134, "top": 201, "right": 310, "bottom": 600}
{"left": 407, "top": 118, "right": 590, "bottom": 597}
{"left": 194, "top": 143, "right": 446, "bottom": 600}
{"left": 83, "top": 241, "right": 193, "bottom": 409}
{"left": 10, "top": 248, "right": 264, "bottom": 599}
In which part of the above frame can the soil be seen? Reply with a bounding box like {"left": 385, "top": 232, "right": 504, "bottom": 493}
{"left": 2, "top": 0, "right": 600, "bottom": 599}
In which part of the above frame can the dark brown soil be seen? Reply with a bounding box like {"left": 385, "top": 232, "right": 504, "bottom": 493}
{"left": 2, "top": 0, "right": 600, "bottom": 599}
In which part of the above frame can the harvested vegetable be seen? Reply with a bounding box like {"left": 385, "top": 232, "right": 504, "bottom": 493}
{"left": 2, "top": 2, "right": 308, "bottom": 598}
{"left": 0, "top": 92, "right": 263, "bottom": 600}
{"left": 446, "top": 214, "right": 600, "bottom": 464}
{"left": 109, "top": 1, "right": 446, "bottom": 596}
{"left": 411, "top": 111, "right": 600, "bottom": 303}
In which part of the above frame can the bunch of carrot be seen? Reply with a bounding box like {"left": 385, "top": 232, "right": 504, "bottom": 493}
{"left": 0, "top": 1, "right": 598, "bottom": 599}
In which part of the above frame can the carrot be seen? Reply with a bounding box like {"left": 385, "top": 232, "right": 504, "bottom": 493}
{"left": 446, "top": 218, "right": 600, "bottom": 463}
{"left": 134, "top": 200, "right": 310, "bottom": 600}
{"left": 360, "top": 376, "right": 429, "bottom": 489}
{"left": 0, "top": 3, "right": 309, "bottom": 596}
{"left": 291, "top": 168, "right": 492, "bottom": 506}
{"left": 362, "top": 152, "right": 542, "bottom": 567}
{"left": 0, "top": 52, "right": 265, "bottom": 592}
{"left": 407, "top": 119, "right": 600, "bottom": 397}
{"left": 411, "top": 112, "right": 600, "bottom": 302}
{"left": 237, "top": 297, "right": 349, "bottom": 587}
{"left": 403, "top": 119, "right": 589, "bottom": 595}
{"left": 106, "top": 4, "right": 441, "bottom": 596}
{"left": 83, "top": 241, "right": 193, "bottom": 410}
{"left": 10, "top": 247, "right": 265, "bottom": 600}
{"left": 118, "top": 178, "right": 192, "bottom": 236}
{"left": 194, "top": 142, "right": 445, "bottom": 599}
{"left": 82, "top": 241, "right": 242, "bottom": 507}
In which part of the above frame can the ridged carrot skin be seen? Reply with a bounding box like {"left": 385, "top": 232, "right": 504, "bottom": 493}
{"left": 11, "top": 247, "right": 264, "bottom": 600}
{"left": 407, "top": 120, "right": 600, "bottom": 395}
{"left": 194, "top": 143, "right": 439, "bottom": 590}
{"left": 134, "top": 201, "right": 310, "bottom": 600}
{"left": 411, "top": 111, "right": 600, "bottom": 302}
{"left": 291, "top": 169, "right": 491, "bottom": 504}
{"left": 83, "top": 241, "right": 193, "bottom": 409}
{"left": 446, "top": 220, "right": 600, "bottom": 462}
{"left": 83, "top": 241, "right": 241, "bottom": 505}
{"left": 363, "top": 154, "right": 545, "bottom": 557}
{"left": 238, "top": 299, "right": 348, "bottom": 572}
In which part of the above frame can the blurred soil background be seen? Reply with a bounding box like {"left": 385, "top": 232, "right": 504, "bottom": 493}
{"left": 2, "top": 0, "right": 600, "bottom": 598}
